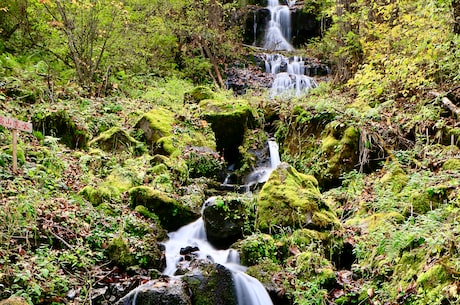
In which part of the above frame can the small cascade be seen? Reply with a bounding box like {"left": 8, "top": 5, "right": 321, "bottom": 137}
{"left": 263, "top": 0, "right": 293, "bottom": 51}
{"left": 265, "top": 53, "right": 318, "bottom": 97}
{"left": 163, "top": 217, "right": 274, "bottom": 305}
{"left": 268, "top": 140, "right": 281, "bottom": 168}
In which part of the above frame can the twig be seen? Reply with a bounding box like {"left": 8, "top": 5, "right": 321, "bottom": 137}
{"left": 429, "top": 91, "right": 460, "bottom": 118}
{"left": 48, "top": 229, "right": 73, "bottom": 249}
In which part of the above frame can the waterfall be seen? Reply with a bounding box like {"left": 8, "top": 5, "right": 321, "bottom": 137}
{"left": 268, "top": 140, "right": 281, "bottom": 168}
{"left": 163, "top": 218, "right": 274, "bottom": 305}
{"left": 263, "top": 0, "right": 293, "bottom": 51}
{"left": 264, "top": 54, "right": 318, "bottom": 97}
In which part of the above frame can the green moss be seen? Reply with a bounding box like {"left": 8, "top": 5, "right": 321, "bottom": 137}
{"left": 380, "top": 163, "right": 409, "bottom": 193}
{"left": 32, "top": 109, "right": 89, "bottom": 149}
{"left": 199, "top": 99, "right": 254, "bottom": 161}
{"left": 417, "top": 264, "right": 450, "bottom": 289}
{"left": 238, "top": 234, "right": 278, "bottom": 266}
{"left": 246, "top": 258, "right": 283, "bottom": 286}
{"left": 88, "top": 127, "right": 140, "bottom": 153}
{"left": 442, "top": 158, "right": 460, "bottom": 171}
{"left": 79, "top": 169, "right": 134, "bottom": 205}
{"left": 134, "top": 205, "right": 160, "bottom": 221}
{"left": 257, "top": 164, "right": 341, "bottom": 233}
{"left": 184, "top": 86, "right": 216, "bottom": 103}
{"left": 106, "top": 236, "right": 135, "bottom": 268}
{"left": 129, "top": 186, "right": 197, "bottom": 230}
{"left": 318, "top": 124, "right": 360, "bottom": 185}
{"left": 346, "top": 212, "right": 405, "bottom": 231}
{"left": 135, "top": 107, "right": 175, "bottom": 145}
{"left": 292, "top": 251, "right": 336, "bottom": 287}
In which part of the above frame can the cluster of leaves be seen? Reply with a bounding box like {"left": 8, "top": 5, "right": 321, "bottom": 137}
{"left": 0, "top": 0, "right": 242, "bottom": 95}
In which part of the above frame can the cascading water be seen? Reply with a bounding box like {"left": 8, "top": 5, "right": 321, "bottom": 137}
{"left": 261, "top": 0, "right": 318, "bottom": 97}
{"left": 263, "top": 0, "right": 293, "bottom": 51}
{"left": 163, "top": 216, "right": 274, "bottom": 305}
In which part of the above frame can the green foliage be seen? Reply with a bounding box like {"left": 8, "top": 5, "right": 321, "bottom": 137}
{"left": 239, "top": 234, "right": 278, "bottom": 266}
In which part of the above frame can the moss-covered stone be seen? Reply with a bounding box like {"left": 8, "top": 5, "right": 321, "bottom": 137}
{"left": 129, "top": 186, "right": 198, "bottom": 231}
{"left": 237, "top": 234, "right": 278, "bottom": 266}
{"left": 32, "top": 109, "right": 89, "bottom": 149}
{"left": 135, "top": 107, "right": 216, "bottom": 158}
{"left": 442, "top": 158, "right": 460, "bottom": 170}
{"left": 318, "top": 124, "right": 360, "bottom": 187}
{"left": 79, "top": 171, "right": 133, "bottom": 206}
{"left": 200, "top": 99, "right": 254, "bottom": 164}
{"left": 257, "top": 163, "right": 341, "bottom": 233}
{"left": 184, "top": 147, "right": 225, "bottom": 179}
{"left": 184, "top": 86, "right": 216, "bottom": 103}
{"left": 380, "top": 163, "right": 409, "bottom": 193}
{"left": 405, "top": 185, "right": 449, "bottom": 215}
{"left": 345, "top": 212, "right": 405, "bottom": 231}
{"left": 106, "top": 236, "right": 135, "bottom": 268}
{"left": 182, "top": 262, "right": 237, "bottom": 305}
{"left": 291, "top": 251, "right": 336, "bottom": 288}
{"left": 88, "top": 127, "right": 140, "bottom": 153}
{"left": 135, "top": 107, "right": 175, "bottom": 147}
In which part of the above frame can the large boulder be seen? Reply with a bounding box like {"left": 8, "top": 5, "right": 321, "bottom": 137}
{"left": 200, "top": 99, "right": 254, "bottom": 164}
{"left": 88, "top": 127, "right": 141, "bottom": 153}
{"left": 32, "top": 109, "right": 89, "bottom": 149}
{"left": 129, "top": 186, "right": 199, "bottom": 231}
{"left": 118, "top": 277, "right": 192, "bottom": 305}
{"left": 135, "top": 107, "right": 216, "bottom": 157}
{"left": 202, "top": 196, "right": 246, "bottom": 248}
{"left": 318, "top": 124, "right": 360, "bottom": 188}
{"left": 257, "top": 163, "right": 341, "bottom": 233}
{"left": 181, "top": 261, "right": 237, "bottom": 305}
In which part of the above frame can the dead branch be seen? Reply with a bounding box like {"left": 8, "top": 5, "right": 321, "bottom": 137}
{"left": 429, "top": 91, "right": 460, "bottom": 118}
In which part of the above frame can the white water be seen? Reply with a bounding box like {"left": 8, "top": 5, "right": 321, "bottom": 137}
{"left": 263, "top": 0, "right": 293, "bottom": 51}
{"left": 268, "top": 140, "right": 281, "bottom": 168}
{"left": 163, "top": 217, "right": 274, "bottom": 305}
{"left": 265, "top": 54, "right": 318, "bottom": 97}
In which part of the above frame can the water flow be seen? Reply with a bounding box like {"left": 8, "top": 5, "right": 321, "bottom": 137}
{"left": 265, "top": 54, "right": 318, "bottom": 97}
{"left": 268, "top": 140, "right": 281, "bottom": 168}
{"left": 163, "top": 217, "right": 273, "bottom": 305}
{"left": 263, "top": 0, "right": 293, "bottom": 51}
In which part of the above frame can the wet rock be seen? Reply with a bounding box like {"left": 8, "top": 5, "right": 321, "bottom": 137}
{"left": 202, "top": 196, "right": 246, "bottom": 248}
{"left": 181, "top": 261, "right": 238, "bottom": 305}
{"left": 118, "top": 277, "right": 192, "bottom": 305}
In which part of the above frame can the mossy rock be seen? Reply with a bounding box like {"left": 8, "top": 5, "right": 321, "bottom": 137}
{"left": 200, "top": 99, "right": 254, "bottom": 164}
{"left": 202, "top": 196, "right": 246, "bottom": 248}
{"left": 184, "top": 146, "right": 225, "bottom": 179}
{"left": 106, "top": 236, "right": 135, "bottom": 268}
{"left": 380, "top": 163, "right": 409, "bottom": 193}
{"left": 257, "top": 163, "right": 341, "bottom": 233}
{"left": 442, "top": 158, "right": 460, "bottom": 170}
{"left": 290, "top": 251, "right": 336, "bottom": 288}
{"left": 135, "top": 107, "right": 175, "bottom": 146}
{"left": 236, "top": 233, "right": 278, "bottom": 266}
{"left": 89, "top": 127, "right": 140, "bottom": 153}
{"left": 0, "top": 145, "right": 25, "bottom": 167}
{"left": 32, "top": 109, "right": 89, "bottom": 149}
{"left": 129, "top": 186, "right": 198, "bottom": 231}
{"left": 405, "top": 185, "right": 449, "bottom": 215}
{"left": 0, "top": 297, "right": 29, "bottom": 305}
{"left": 79, "top": 171, "right": 133, "bottom": 206}
{"left": 184, "top": 86, "right": 216, "bottom": 103}
{"left": 318, "top": 124, "right": 360, "bottom": 187}
{"left": 135, "top": 107, "right": 216, "bottom": 158}
{"left": 182, "top": 262, "right": 237, "bottom": 305}
{"left": 345, "top": 212, "right": 405, "bottom": 231}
